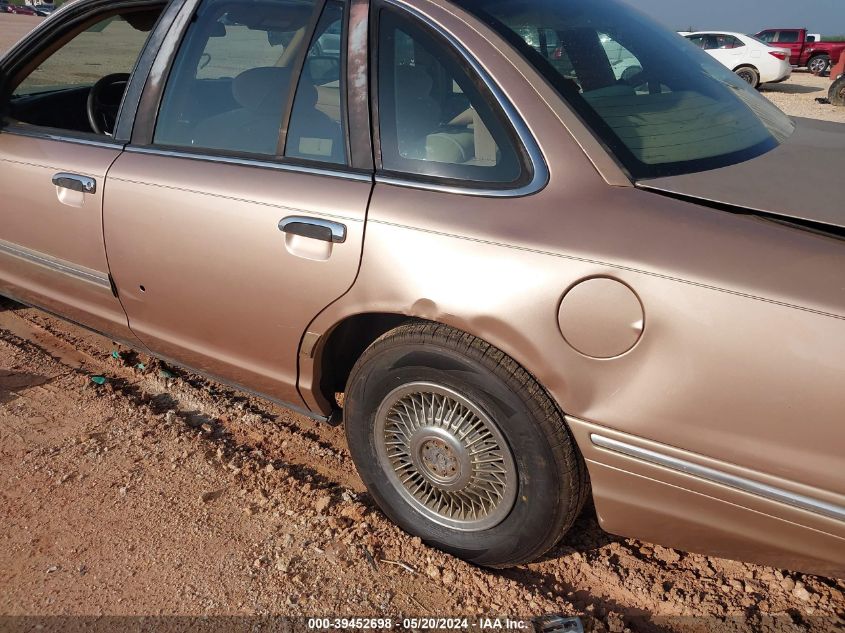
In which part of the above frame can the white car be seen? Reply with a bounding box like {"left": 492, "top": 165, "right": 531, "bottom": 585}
{"left": 684, "top": 32, "right": 791, "bottom": 88}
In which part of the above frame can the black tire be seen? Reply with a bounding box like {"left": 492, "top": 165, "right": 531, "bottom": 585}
{"left": 830, "top": 76, "right": 845, "bottom": 107}
{"left": 808, "top": 54, "right": 830, "bottom": 76}
{"left": 735, "top": 66, "right": 760, "bottom": 88}
{"left": 344, "top": 322, "right": 588, "bottom": 568}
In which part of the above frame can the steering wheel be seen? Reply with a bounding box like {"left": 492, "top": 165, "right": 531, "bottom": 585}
{"left": 86, "top": 73, "right": 130, "bottom": 136}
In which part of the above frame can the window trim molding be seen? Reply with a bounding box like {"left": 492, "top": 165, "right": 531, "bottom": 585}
{"left": 129, "top": 0, "right": 204, "bottom": 145}
{"left": 346, "top": 0, "right": 373, "bottom": 170}
{"left": 1, "top": 121, "right": 125, "bottom": 149}
{"left": 124, "top": 144, "right": 373, "bottom": 182}
{"left": 370, "top": 0, "right": 549, "bottom": 198}
{"left": 114, "top": 0, "right": 187, "bottom": 142}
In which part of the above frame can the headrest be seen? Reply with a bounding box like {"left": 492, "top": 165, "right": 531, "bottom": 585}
{"left": 232, "top": 66, "right": 320, "bottom": 113}
{"left": 233, "top": 67, "right": 293, "bottom": 113}
{"left": 395, "top": 65, "right": 433, "bottom": 99}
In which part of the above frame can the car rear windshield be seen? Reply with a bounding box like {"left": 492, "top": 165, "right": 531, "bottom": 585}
{"left": 452, "top": 0, "right": 795, "bottom": 179}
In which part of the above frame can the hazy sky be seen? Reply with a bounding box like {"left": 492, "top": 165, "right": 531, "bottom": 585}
{"left": 633, "top": 0, "right": 845, "bottom": 36}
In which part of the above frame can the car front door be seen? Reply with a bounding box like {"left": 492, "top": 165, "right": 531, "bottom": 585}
{"left": 0, "top": 2, "right": 168, "bottom": 342}
{"left": 103, "top": 0, "right": 372, "bottom": 408}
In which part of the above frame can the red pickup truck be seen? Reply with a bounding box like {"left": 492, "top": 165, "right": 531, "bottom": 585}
{"left": 755, "top": 28, "right": 845, "bottom": 74}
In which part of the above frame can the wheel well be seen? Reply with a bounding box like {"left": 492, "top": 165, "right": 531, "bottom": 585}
{"left": 316, "top": 313, "right": 413, "bottom": 408}
{"left": 734, "top": 63, "right": 757, "bottom": 72}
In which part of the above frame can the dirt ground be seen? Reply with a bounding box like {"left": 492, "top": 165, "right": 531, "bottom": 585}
{"left": 2, "top": 300, "right": 844, "bottom": 633}
{"left": 1, "top": 12, "right": 845, "bottom": 633}
{"left": 760, "top": 73, "right": 845, "bottom": 123}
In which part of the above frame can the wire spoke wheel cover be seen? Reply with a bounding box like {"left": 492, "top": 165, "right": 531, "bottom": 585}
{"left": 374, "top": 382, "right": 517, "bottom": 531}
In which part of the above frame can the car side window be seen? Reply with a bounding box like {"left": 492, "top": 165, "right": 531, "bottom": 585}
{"left": 376, "top": 9, "right": 525, "bottom": 186}
{"left": 284, "top": 0, "right": 347, "bottom": 165}
{"left": 686, "top": 36, "right": 706, "bottom": 49}
{"left": 154, "top": 0, "right": 320, "bottom": 157}
{"left": 777, "top": 31, "right": 800, "bottom": 43}
{"left": 717, "top": 35, "right": 744, "bottom": 49}
{"left": 8, "top": 10, "right": 162, "bottom": 134}
{"left": 12, "top": 14, "right": 155, "bottom": 98}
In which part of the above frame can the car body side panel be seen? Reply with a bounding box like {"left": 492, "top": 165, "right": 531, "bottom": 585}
{"left": 303, "top": 180, "right": 845, "bottom": 574}
{"left": 567, "top": 417, "right": 845, "bottom": 577}
{"left": 0, "top": 132, "right": 137, "bottom": 342}
{"left": 300, "top": 0, "right": 844, "bottom": 573}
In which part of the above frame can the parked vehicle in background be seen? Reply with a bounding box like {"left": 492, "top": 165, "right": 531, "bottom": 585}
{"left": 755, "top": 28, "right": 845, "bottom": 75}
{"left": 33, "top": 4, "right": 55, "bottom": 16}
{"left": 684, "top": 32, "right": 791, "bottom": 87}
{"left": 11, "top": 4, "right": 37, "bottom": 15}
{"left": 1, "top": 2, "right": 38, "bottom": 15}
{"left": 830, "top": 56, "right": 845, "bottom": 106}
{"left": 831, "top": 76, "right": 845, "bottom": 106}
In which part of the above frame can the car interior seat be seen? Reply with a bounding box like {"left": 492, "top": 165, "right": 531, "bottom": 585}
{"left": 192, "top": 66, "right": 293, "bottom": 155}
{"left": 394, "top": 65, "right": 442, "bottom": 159}
{"left": 192, "top": 66, "right": 342, "bottom": 160}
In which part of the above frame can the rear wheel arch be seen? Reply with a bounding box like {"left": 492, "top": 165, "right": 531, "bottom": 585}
{"left": 313, "top": 313, "right": 579, "bottom": 429}
{"left": 313, "top": 312, "right": 414, "bottom": 412}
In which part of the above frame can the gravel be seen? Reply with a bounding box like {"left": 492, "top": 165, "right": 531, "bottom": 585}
{"left": 1, "top": 299, "right": 844, "bottom": 631}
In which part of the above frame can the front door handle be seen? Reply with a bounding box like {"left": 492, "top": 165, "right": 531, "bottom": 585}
{"left": 52, "top": 173, "right": 97, "bottom": 194}
{"left": 278, "top": 216, "right": 346, "bottom": 244}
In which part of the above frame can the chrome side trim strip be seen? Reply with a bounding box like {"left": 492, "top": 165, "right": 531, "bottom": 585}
{"left": 124, "top": 146, "right": 373, "bottom": 183}
{"left": 590, "top": 433, "right": 845, "bottom": 523}
{"left": 0, "top": 239, "right": 112, "bottom": 290}
{"left": 380, "top": 0, "right": 550, "bottom": 198}
{"left": 3, "top": 126, "right": 123, "bottom": 150}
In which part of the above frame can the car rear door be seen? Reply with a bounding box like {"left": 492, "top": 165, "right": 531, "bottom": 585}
{"left": 103, "top": 0, "right": 373, "bottom": 408}
{"left": 706, "top": 34, "right": 743, "bottom": 69}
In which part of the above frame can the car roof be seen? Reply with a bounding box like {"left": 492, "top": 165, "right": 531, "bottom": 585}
{"left": 685, "top": 31, "right": 747, "bottom": 38}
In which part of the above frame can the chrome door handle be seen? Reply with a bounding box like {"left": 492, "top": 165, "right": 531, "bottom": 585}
{"left": 278, "top": 216, "right": 346, "bottom": 244}
{"left": 52, "top": 173, "right": 96, "bottom": 194}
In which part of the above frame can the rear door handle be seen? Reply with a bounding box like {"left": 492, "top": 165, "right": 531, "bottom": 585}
{"left": 278, "top": 216, "right": 346, "bottom": 243}
{"left": 52, "top": 173, "right": 96, "bottom": 194}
